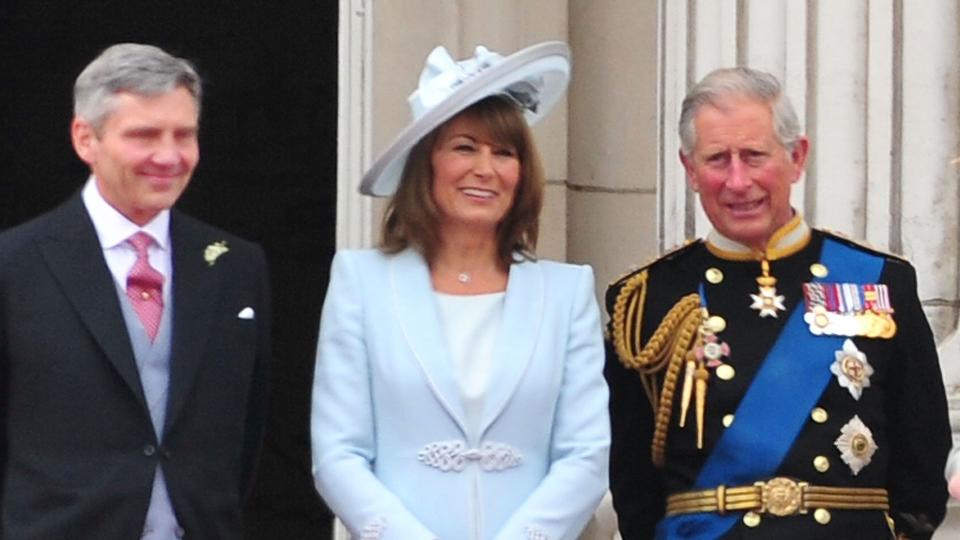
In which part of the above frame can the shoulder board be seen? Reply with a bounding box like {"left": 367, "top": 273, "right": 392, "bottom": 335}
{"left": 608, "top": 239, "right": 703, "bottom": 288}
{"left": 816, "top": 228, "right": 908, "bottom": 263}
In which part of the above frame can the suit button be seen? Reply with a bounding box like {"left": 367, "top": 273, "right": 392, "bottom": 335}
{"left": 162, "top": 449, "right": 172, "bottom": 459}
{"left": 143, "top": 444, "right": 156, "bottom": 457}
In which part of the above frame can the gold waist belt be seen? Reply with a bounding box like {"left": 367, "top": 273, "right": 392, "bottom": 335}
{"left": 666, "top": 477, "right": 889, "bottom": 517}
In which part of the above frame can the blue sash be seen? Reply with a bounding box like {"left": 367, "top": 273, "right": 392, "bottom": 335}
{"left": 656, "top": 239, "right": 884, "bottom": 539}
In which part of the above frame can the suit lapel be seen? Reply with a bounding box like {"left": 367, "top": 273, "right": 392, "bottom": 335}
{"left": 390, "top": 249, "right": 468, "bottom": 433}
{"left": 163, "top": 212, "right": 221, "bottom": 434}
{"left": 480, "top": 259, "right": 543, "bottom": 434}
{"left": 36, "top": 195, "right": 147, "bottom": 410}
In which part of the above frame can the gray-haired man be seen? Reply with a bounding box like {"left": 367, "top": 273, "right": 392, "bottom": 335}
{"left": 0, "top": 43, "right": 271, "bottom": 538}
{"left": 605, "top": 67, "right": 950, "bottom": 539}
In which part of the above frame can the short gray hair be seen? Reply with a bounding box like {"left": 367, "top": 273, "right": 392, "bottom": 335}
{"left": 678, "top": 67, "right": 801, "bottom": 155}
{"left": 74, "top": 43, "right": 201, "bottom": 132}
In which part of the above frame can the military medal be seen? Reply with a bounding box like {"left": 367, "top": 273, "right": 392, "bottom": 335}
{"left": 803, "top": 282, "right": 896, "bottom": 338}
{"left": 834, "top": 415, "right": 878, "bottom": 475}
{"left": 750, "top": 259, "right": 786, "bottom": 317}
{"left": 830, "top": 339, "right": 874, "bottom": 400}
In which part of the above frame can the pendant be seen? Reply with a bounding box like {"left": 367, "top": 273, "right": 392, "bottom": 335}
{"left": 750, "top": 285, "right": 786, "bottom": 317}
{"left": 750, "top": 259, "right": 786, "bottom": 318}
{"left": 457, "top": 272, "right": 471, "bottom": 283}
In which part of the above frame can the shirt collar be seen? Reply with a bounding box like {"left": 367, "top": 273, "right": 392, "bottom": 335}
{"left": 81, "top": 176, "right": 171, "bottom": 250}
{"left": 705, "top": 212, "right": 811, "bottom": 261}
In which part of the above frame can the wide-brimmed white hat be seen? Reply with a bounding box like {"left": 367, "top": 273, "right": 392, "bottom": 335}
{"left": 360, "top": 41, "right": 571, "bottom": 197}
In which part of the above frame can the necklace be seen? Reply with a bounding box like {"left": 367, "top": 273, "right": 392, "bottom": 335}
{"left": 457, "top": 272, "right": 471, "bottom": 284}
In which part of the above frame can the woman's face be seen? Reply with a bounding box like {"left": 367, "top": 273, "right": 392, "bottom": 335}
{"left": 431, "top": 113, "right": 521, "bottom": 235}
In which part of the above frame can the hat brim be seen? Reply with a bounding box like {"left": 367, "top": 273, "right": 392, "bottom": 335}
{"left": 360, "top": 41, "right": 571, "bottom": 197}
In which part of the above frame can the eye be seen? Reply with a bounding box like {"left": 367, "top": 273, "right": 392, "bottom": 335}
{"left": 741, "top": 149, "right": 768, "bottom": 166}
{"left": 175, "top": 128, "right": 198, "bottom": 142}
{"left": 704, "top": 152, "right": 729, "bottom": 166}
{"left": 494, "top": 147, "right": 517, "bottom": 158}
{"left": 126, "top": 128, "right": 159, "bottom": 141}
{"left": 452, "top": 141, "right": 476, "bottom": 153}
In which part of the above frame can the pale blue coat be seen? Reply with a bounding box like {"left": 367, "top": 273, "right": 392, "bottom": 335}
{"left": 311, "top": 248, "right": 610, "bottom": 540}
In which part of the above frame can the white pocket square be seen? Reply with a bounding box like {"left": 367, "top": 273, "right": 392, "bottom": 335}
{"left": 237, "top": 307, "right": 255, "bottom": 320}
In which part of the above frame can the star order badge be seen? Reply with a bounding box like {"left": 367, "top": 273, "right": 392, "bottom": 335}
{"left": 834, "top": 415, "right": 878, "bottom": 475}
{"left": 830, "top": 339, "right": 874, "bottom": 400}
{"left": 750, "top": 286, "right": 786, "bottom": 318}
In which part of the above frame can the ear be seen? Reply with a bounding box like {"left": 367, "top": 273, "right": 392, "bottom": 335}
{"left": 70, "top": 117, "right": 97, "bottom": 166}
{"left": 679, "top": 150, "right": 699, "bottom": 192}
{"left": 788, "top": 136, "right": 810, "bottom": 184}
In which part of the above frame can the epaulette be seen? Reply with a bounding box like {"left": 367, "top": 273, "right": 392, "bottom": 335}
{"left": 608, "top": 238, "right": 703, "bottom": 289}
{"left": 817, "top": 228, "right": 908, "bottom": 263}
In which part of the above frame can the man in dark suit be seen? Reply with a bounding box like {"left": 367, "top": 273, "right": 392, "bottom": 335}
{"left": 605, "top": 67, "right": 950, "bottom": 539}
{"left": 0, "top": 43, "right": 271, "bottom": 538}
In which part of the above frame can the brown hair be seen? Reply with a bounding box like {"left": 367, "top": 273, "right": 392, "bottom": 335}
{"left": 379, "top": 95, "right": 545, "bottom": 269}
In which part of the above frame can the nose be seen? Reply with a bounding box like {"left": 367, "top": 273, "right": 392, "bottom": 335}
{"left": 472, "top": 147, "right": 495, "bottom": 178}
{"left": 725, "top": 155, "right": 752, "bottom": 191}
{"left": 151, "top": 135, "right": 184, "bottom": 166}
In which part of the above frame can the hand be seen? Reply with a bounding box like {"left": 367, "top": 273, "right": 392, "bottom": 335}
{"left": 949, "top": 472, "right": 960, "bottom": 500}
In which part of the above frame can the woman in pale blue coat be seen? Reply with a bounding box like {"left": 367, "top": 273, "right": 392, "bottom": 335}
{"left": 311, "top": 42, "right": 610, "bottom": 540}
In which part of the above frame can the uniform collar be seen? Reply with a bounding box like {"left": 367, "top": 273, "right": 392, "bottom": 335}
{"left": 705, "top": 213, "right": 811, "bottom": 261}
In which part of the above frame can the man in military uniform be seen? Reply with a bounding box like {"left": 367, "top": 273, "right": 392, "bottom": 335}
{"left": 605, "top": 67, "right": 951, "bottom": 539}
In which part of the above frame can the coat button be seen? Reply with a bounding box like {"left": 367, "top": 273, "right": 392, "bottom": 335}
{"left": 705, "top": 268, "right": 724, "bottom": 284}
{"left": 814, "top": 508, "right": 831, "bottom": 524}
{"left": 813, "top": 455, "right": 830, "bottom": 472}
{"left": 743, "top": 511, "right": 761, "bottom": 527}
{"left": 143, "top": 444, "right": 156, "bottom": 457}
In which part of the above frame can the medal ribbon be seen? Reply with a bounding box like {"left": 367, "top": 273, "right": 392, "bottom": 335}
{"left": 656, "top": 239, "right": 884, "bottom": 540}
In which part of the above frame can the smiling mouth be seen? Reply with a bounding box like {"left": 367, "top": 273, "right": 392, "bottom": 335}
{"left": 461, "top": 188, "right": 496, "bottom": 200}
{"left": 725, "top": 198, "right": 765, "bottom": 213}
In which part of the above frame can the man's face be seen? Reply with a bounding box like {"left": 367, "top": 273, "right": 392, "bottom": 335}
{"left": 72, "top": 87, "right": 199, "bottom": 225}
{"left": 681, "top": 97, "right": 808, "bottom": 250}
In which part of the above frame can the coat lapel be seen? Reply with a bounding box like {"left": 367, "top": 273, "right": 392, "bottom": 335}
{"left": 390, "top": 249, "right": 468, "bottom": 433}
{"left": 480, "top": 259, "right": 543, "bottom": 434}
{"left": 163, "top": 212, "right": 221, "bottom": 434}
{"left": 36, "top": 195, "right": 147, "bottom": 410}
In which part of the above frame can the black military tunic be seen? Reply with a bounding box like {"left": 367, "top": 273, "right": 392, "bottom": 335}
{"left": 605, "top": 226, "right": 951, "bottom": 539}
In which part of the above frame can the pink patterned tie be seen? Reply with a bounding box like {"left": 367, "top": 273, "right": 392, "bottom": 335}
{"left": 126, "top": 232, "right": 165, "bottom": 341}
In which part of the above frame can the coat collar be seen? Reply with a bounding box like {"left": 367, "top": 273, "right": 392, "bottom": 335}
{"left": 37, "top": 194, "right": 147, "bottom": 410}
{"left": 389, "top": 248, "right": 544, "bottom": 438}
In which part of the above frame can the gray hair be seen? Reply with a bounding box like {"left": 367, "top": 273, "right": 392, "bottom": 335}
{"left": 74, "top": 43, "right": 201, "bottom": 132}
{"left": 678, "top": 67, "right": 801, "bottom": 155}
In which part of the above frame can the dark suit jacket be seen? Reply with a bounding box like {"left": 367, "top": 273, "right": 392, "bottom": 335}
{"left": 0, "top": 193, "right": 271, "bottom": 539}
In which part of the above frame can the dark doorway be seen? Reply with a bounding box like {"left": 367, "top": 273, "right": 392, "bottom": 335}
{"left": 0, "top": 2, "right": 336, "bottom": 538}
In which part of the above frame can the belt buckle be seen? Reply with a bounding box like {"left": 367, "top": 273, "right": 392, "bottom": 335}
{"left": 755, "top": 477, "right": 808, "bottom": 516}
